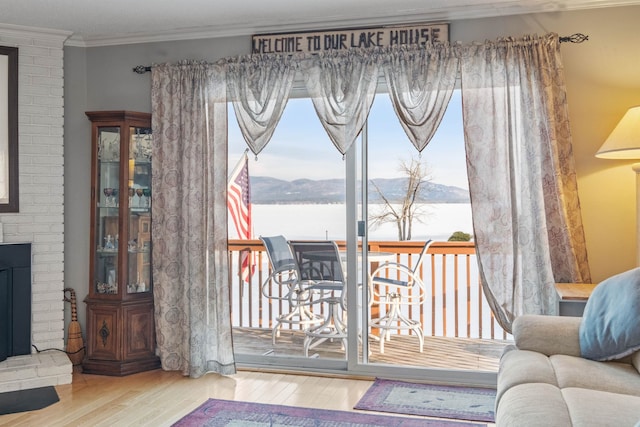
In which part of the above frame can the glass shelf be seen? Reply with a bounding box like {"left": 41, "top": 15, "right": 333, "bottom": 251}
{"left": 96, "top": 250, "right": 118, "bottom": 255}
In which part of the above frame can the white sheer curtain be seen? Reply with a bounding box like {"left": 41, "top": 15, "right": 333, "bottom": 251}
{"left": 151, "top": 60, "right": 235, "bottom": 377}
{"left": 302, "top": 49, "right": 380, "bottom": 155}
{"left": 460, "top": 34, "right": 591, "bottom": 332}
{"left": 225, "top": 54, "right": 296, "bottom": 156}
{"left": 382, "top": 43, "right": 459, "bottom": 152}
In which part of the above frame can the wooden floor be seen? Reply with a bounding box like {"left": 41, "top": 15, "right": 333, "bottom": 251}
{"left": 234, "top": 327, "right": 511, "bottom": 371}
{"left": 0, "top": 367, "right": 496, "bottom": 426}
{"left": 0, "top": 330, "right": 508, "bottom": 426}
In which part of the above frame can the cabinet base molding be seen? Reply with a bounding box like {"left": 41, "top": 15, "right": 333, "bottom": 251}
{"left": 82, "top": 355, "right": 161, "bottom": 376}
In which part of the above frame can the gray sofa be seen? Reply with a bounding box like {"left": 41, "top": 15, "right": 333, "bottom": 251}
{"left": 496, "top": 314, "right": 640, "bottom": 426}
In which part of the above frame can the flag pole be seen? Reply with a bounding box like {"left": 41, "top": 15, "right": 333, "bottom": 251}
{"left": 228, "top": 148, "right": 249, "bottom": 182}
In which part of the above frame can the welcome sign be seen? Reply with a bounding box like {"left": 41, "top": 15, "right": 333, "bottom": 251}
{"left": 252, "top": 23, "right": 449, "bottom": 54}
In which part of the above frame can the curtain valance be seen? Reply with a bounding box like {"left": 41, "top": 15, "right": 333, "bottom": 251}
{"left": 382, "top": 43, "right": 459, "bottom": 152}
{"left": 223, "top": 54, "right": 296, "bottom": 157}
{"left": 222, "top": 43, "right": 459, "bottom": 156}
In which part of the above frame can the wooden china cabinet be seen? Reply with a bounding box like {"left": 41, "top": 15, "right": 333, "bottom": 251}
{"left": 83, "top": 111, "right": 160, "bottom": 375}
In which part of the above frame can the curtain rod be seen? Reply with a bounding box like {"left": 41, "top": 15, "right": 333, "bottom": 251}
{"left": 132, "top": 32, "right": 589, "bottom": 74}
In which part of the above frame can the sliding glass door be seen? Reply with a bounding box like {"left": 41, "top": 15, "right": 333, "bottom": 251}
{"left": 229, "top": 97, "right": 351, "bottom": 371}
{"left": 229, "top": 91, "right": 505, "bottom": 387}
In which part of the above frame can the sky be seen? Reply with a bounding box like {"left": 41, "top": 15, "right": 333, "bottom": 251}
{"left": 228, "top": 89, "right": 469, "bottom": 190}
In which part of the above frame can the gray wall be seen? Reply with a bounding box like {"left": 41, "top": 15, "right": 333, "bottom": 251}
{"left": 63, "top": 6, "right": 640, "bottom": 335}
{"left": 63, "top": 46, "right": 89, "bottom": 339}
{"left": 85, "top": 36, "right": 249, "bottom": 112}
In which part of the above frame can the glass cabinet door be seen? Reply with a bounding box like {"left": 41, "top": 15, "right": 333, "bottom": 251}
{"left": 93, "top": 123, "right": 153, "bottom": 296}
{"left": 95, "top": 126, "right": 120, "bottom": 294}
{"left": 127, "top": 127, "right": 152, "bottom": 294}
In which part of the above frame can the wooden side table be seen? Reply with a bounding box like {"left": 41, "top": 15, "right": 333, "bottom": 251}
{"left": 555, "top": 283, "right": 597, "bottom": 316}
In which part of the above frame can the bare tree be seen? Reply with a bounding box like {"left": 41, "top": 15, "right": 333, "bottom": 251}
{"left": 369, "top": 157, "right": 431, "bottom": 241}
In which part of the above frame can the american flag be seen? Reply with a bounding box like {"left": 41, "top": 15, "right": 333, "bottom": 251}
{"left": 228, "top": 151, "right": 254, "bottom": 283}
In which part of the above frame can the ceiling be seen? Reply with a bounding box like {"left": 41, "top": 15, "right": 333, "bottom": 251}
{"left": 2, "top": 0, "right": 640, "bottom": 46}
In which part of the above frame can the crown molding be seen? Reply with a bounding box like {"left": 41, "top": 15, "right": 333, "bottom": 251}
{"left": 0, "top": 23, "right": 72, "bottom": 45}
{"left": 49, "top": 0, "right": 640, "bottom": 48}
{"left": 67, "top": 9, "right": 494, "bottom": 48}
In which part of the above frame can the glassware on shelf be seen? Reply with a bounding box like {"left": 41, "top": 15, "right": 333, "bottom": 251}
{"left": 133, "top": 132, "right": 152, "bottom": 161}
{"left": 103, "top": 187, "right": 114, "bottom": 206}
{"left": 104, "top": 235, "right": 116, "bottom": 250}
{"left": 102, "top": 187, "right": 120, "bottom": 207}
{"left": 97, "top": 282, "right": 118, "bottom": 294}
{"left": 129, "top": 186, "right": 149, "bottom": 209}
{"left": 98, "top": 130, "right": 120, "bottom": 161}
{"left": 127, "top": 272, "right": 148, "bottom": 294}
{"left": 142, "top": 188, "right": 151, "bottom": 208}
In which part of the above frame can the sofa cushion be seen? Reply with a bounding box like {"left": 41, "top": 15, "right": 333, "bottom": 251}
{"left": 496, "top": 349, "right": 559, "bottom": 406}
{"left": 633, "top": 351, "right": 640, "bottom": 375}
{"left": 550, "top": 354, "right": 640, "bottom": 397}
{"left": 496, "top": 383, "right": 572, "bottom": 427}
{"left": 562, "top": 387, "right": 640, "bottom": 427}
{"left": 579, "top": 267, "right": 640, "bottom": 361}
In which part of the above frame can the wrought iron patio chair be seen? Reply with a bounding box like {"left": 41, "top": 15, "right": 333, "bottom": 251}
{"left": 288, "top": 240, "right": 348, "bottom": 358}
{"left": 260, "top": 235, "right": 324, "bottom": 345}
{"left": 368, "top": 239, "right": 434, "bottom": 354}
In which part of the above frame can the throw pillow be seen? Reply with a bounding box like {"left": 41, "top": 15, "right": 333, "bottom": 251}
{"left": 579, "top": 267, "right": 640, "bottom": 361}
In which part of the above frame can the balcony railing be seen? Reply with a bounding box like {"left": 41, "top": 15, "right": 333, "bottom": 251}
{"left": 228, "top": 239, "right": 510, "bottom": 341}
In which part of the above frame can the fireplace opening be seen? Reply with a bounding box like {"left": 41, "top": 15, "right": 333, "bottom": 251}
{"left": 0, "top": 243, "right": 32, "bottom": 362}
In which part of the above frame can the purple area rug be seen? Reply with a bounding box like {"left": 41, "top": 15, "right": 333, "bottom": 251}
{"left": 354, "top": 379, "right": 496, "bottom": 423}
{"left": 172, "top": 398, "right": 487, "bottom": 426}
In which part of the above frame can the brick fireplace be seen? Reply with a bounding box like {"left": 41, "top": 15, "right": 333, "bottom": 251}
{"left": 0, "top": 25, "right": 72, "bottom": 392}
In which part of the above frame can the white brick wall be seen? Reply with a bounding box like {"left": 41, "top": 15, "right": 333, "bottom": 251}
{"left": 0, "top": 24, "right": 72, "bottom": 391}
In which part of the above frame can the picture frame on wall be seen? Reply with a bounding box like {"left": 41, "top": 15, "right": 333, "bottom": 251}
{"left": 0, "top": 46, "right": 18, "bottom": 213}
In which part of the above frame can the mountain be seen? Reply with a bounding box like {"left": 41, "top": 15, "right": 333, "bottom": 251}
{"left": 250, "top": 176, "right": 470, "bottom": 204}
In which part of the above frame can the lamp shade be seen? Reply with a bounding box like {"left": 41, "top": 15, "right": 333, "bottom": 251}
{"left": 596, "top": 106, "right": 640, "bottom": 159}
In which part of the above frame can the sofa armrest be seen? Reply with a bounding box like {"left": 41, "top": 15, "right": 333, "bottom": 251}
{"left": 512, "top": 314, "right": 582, "bottom": 357}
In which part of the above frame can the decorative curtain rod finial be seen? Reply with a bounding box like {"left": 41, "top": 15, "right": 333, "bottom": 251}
{"left": 559, "top": 33, "right": 588, "bottom": 43}
{"left": 133, "top": 65, "right": 152, "bottom": 74}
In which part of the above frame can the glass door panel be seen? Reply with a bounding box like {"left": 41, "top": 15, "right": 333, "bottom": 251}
{"left": 362, "top": 91, "right": 498, "bottom": 372}
{"left": 95, "top": 126, "right": 120, "bottom": 294}
{"left": 127, "top": 127, "right": 152, "bottom": 294}
{"left": 229, "top": 98, "right": 349, "bottom": 369}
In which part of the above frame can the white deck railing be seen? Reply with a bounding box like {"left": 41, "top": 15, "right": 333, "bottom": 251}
{"left": 228, "top": 240, "right": 511, "bottom": 341}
